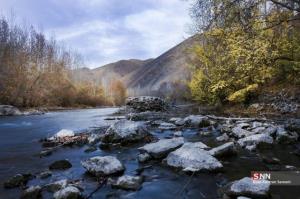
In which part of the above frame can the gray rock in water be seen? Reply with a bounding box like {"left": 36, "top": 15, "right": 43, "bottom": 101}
{"left": 237, "top": 134, "right": 273, "bottom": 149}
{"left": 231, "top": 127, "right": 254, "bottom": 138}
{"left": 108, "top": 175, "right": 143, "bottom": 190}
{"left": 216, "top": 133, "right": 229, "bottom": 142}
{"left": 209, "top": 142, "right": 237, "bottom": 157}
{"left": 169, "top": 117, "right": 185, "bottom": 126}
{"left": 237, "top": 197, "right": 252, "bottom": 199}
{"left": 251, "top": 127, "right": 266, "bottom": 134}
{"left": 102, "top": 120, "right": 150, "bottom": 144}
{"left": 225, "top": 177, "right": 270, "bottom": 198}
{"left": 38, "top": 170, "right": 52, "bottom": 179}
{"left": 183, "top": 115, "right": 210, "bottom": 127}
{"left": 165, "top": 142, "right": 222, "bottom": 172}
{"left": 21, "top": 185, "right": 42, "bottom": 199}
{"left": 158, "top": 122, "right": 177, "bottom": 130}
{"left": 53, "top": 186, "right": 82, "bottom": 199}
{"left": 138, "top": 137, "right": 184, "bottom": 159}
{"left": 81, "top": 156, "right": 124, "bottom": 176}
{"left": 3, "top": 173, "right": 33, "bottom": 188}
{"left": 87, "top": 134, "right": 103, "bottom": 145}
{"left": 276, "top": 126, "right": 298, "bottom": 144}
{"left": 237, "top": 122, "right": 251, "bottom": 129}
{"left": 125, "top": 96, "right": 168, "bottom": 112}
{"left": 138, "top": 153, "right": 152, "bottom": 163}
{"left": 49, "top": 160, "right": 72, "bottom": 170}
{"left": 173, "top": 131, "right": 183, "bottom": 137}
{"left": 0, "top": 105, "right": 22, "bottom": 116}
{"left": 45, "top": 179, "right": 68, "bottom": 192}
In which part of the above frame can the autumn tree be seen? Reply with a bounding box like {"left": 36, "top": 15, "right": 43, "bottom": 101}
{"left": 189, "top": 0, "right": 300, "bottom": 104}
{"left": 109, "top": 80, "right": 127, "bottom": 106}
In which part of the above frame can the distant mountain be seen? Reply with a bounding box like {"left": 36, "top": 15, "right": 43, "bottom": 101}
{"left": 73, "top": 34, "right": 201, "bottom": 96}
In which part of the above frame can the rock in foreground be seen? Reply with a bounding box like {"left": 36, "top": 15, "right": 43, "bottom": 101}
{"left": 81, "top": 156, "right": 124, "bottom": 176}
{"left": 125, "top": 96, "right": 168, "bottom": 112}
{"left": 108, "top": 175, "right": 143, "bottom": 190}
{"left": 224, "top": 177, "right": 270, "bottom": 198}
{"left": 53, "top": 186, "right": 82, "bottom": 199}
{"left": 3, "top": 173, "right": 33, "bottom": 188}
{"left": 138, "top": 137, "right": 184, "bottom": 159}
{"left": 49, "top": 160, "right": 72, "bottom": 170}
{"left": 102, "top": 120, "right": 150, "bottom": 144}
{"left": 165, "top": 142, "right": 222, "bottom": 172}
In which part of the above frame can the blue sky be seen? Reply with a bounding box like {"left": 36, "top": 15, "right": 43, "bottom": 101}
{"left": 0, "top": 0, "right": 191, "bottom": 68}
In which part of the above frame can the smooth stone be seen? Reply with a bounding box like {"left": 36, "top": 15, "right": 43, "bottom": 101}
{"left": 49, "top": 160, "right": 72, "bottom": 170}
{"left": 81, "top": 156, "right": 124, "bottom": 176}
{"left": 165, "top": 142, "right": 222, "bottom": 172}
{"left": 3, "top": 173, "right": 33, "bottom": 188}
{"left": 53, "top": 186, "right": 82, "bottom": 199}
{"left": 138, "top": 137, "right": 184, "bottom": 159}
{"left": 108, "top": 175, "right": 143, "bottom": 190}
{"left": 231, "top": 127, "right": 254, "bottom": 138}
{"left": 173, "top": 131, "right": 183, "bottom": 137}
{"left": 39, "top": 170, "right": 52, "bottom": 179}
{"left": 209, "top": 142, "right": 237, "bottom": 157}
{"left": 102, "top": 120, "right": 150, "bottom": 144}
{"left": 216, "top": 134, "right": 229, "bottom": 142}
{"left": 138, "top": 153, "right": 152, "bottom": 163}
{"left": 21, "top": 185, "right": 42, "bottom": 199}
{"left": 237, "top": 134, "right": 273, "bottom": 148}
{"left": 225, "top": 177, "right": 270, "bottom": 198}
{"left": 183, "top": 115, "right": 210, "bottom": 127}
{"left": 45, "top": 179, "right": 68, "bottom": 192}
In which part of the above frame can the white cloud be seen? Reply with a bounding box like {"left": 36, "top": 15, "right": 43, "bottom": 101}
{"left": 43, "top": 0, "right": 192, "bottom": 68}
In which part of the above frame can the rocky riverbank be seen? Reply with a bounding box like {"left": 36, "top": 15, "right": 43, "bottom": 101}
{"left": 2, "top": 96, "right": 300, "bottom": 199}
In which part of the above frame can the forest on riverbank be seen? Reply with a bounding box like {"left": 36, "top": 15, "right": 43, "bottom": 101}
{"left": 0, "top": 16, "right": 126, "bottom": 108}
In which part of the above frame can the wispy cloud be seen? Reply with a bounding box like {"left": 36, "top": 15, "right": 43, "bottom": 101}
{"left": 0, "top": 0, "right": 191, "bottom": 68}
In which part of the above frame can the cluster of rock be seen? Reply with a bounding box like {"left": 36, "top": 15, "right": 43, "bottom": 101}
{"left": 0, "top": 105, "right": 45, "bottom": 116}
{"left": 125, "top": 96, "right": 168, "bottom": 112}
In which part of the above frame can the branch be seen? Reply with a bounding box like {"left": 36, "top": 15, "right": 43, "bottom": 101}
{"left": 269, "top": 0, "right": 300, "bottom": 12}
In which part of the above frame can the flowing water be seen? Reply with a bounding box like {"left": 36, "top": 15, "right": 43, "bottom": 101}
{"left": 0, "top": 108, "right": 299, "bottom": 199}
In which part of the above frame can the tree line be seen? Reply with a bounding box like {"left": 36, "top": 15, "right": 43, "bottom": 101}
{"left": 0, "top": 16, "right": 126, "bottom": 107}
{"left": 188, "top": 0, "right": 300, "bottom": 105}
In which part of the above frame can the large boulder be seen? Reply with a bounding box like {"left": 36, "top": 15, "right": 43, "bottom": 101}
{"left": 53, "top": 186, "right": 82, "bottom": 199}
{"left": 276, "top": 126, "right": 298, "bottom": 144}
{"left": 0, "top": 105, "right": 22, "bottom": 116}
{"left": 81, "top": 156, "right": 125, "bottom": 176}
{"left": 237, "top": 134, "right": 273, "bottom": 150}
{"left": 45, "top": 179, "right": 68, "bottom": 192}
{"left": 165, "top": 142, "right": 222, "bottom": 172}
{"left": 208, "top": 142, "right": 237, "bottom": 157}
{"left": 3, "top": 173, "right": 33, "bottom": 188}
{"left": 138, "top": 137, "right": 184, "bottom": 159}
{"left": 21, "top": 185, "right": 42, "bottom": 199}
{"left": 183, "top": 115, "right": 211, "bottom": 127}
{"left": 49, "top": 160, "right": 72, "bottom": 170}
{"left": 108, "top": 175, "right": 143, "bottom": 190}
{"left": 231, "top": 127, "right": 254, "bottom": 138}
{"left": 224, "top": 177, "right": 270, "bottom": 198}
{"left": 125, "top": 96, "right": 168, "bottom": 112}
{"left": 102, "top": 120, "right": 150, "bottom": 144}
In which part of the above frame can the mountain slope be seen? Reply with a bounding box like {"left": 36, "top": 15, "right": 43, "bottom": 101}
{"left": 73, "top": 34, "right": 201, "bottom": 96}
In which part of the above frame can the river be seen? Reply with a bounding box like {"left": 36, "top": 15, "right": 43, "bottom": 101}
{"left": 0, "top": 108, "right": 299, "bottom": 199}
